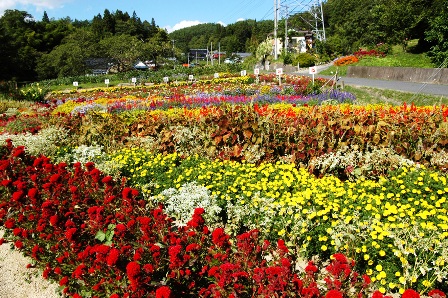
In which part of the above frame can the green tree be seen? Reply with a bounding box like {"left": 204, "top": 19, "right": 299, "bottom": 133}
{"left": 36, "top": 28, "right": 99, "bottom": 78}
{"left": 0, "top": 9, "right": 39, "bottom": 80}
{"left": 99, "top": 34, "right": 144, "bottom": 72}
{"left": 425, "top": 1, "right": 448, "bottom": 65}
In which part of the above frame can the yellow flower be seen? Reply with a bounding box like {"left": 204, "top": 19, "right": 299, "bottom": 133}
{"left": 376, "top": 264, "right": 383, "bottom": 271}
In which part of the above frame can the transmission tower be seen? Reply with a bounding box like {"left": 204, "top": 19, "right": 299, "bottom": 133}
{"left": 278, "top": 0, "right": 326, "bottom": 41}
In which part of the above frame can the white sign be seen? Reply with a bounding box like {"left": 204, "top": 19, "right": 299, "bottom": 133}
{"left": 254, "top": 68, "right": 260, "bottom": 75}
{"left": 240, "top": 70, "right": 247, "bottom": 76}
{"left": 309, "top": 66, "right": 317, "bottom": 74}
{"left": 163, "top": 76, "right": 169, "bottom": 83}
{"left": 276, "top": 68, "right": 283, "bottom": 75}
{"left": 73, "top": 81, "right": 78, "bottom": 87}
{"left": 188, "top": 74, "right": 194, "bottom": 81}
{"left": 214, "top": 73, "right": 219, "bottom": 78}
{"left": 104, "top": 79, "right": 110, "bottom": 85}
{"left": 131, "top": 77, "right": 137, "bottom": 83}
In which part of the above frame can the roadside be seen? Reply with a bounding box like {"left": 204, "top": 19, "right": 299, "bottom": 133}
{"left": 0, "top": 230, "right": 61, "bottom": 298}
{"left": 290, "top": 63, "right": 448, "bottom": 96}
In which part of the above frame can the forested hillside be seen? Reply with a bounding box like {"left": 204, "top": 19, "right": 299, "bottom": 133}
{"left": 1, "top": 0, "right": 447, "bottom": 83}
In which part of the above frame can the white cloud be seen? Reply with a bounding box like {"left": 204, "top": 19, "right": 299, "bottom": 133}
{"left": 236, "top": 18, "right": 245, "bottom": 22}
{"left": 0, "top": 0, "right": 70, "bottom": 16}
{"left": 164, "top": 20, "right": 202, "bottom": 33}
{"left": 217, "top": 21, "right": 226, "bottom": 27}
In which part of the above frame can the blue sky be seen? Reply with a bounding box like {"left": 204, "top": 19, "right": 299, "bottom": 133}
{"left": 0, "top": 0, "right": 275, "bottom": 32}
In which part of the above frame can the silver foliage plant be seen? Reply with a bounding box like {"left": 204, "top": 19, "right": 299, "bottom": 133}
{"left": 150, "top": 181, "right": 222, "bottom": 228}
{"left": 309, "top": 145, "right": 415, "bottom": 180}
{"left": 0, "top": 127, "right": 69, "bottom": 157}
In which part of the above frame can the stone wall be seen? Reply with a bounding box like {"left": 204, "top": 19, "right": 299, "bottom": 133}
{"left": 346, "top": 66, "right": 448, "bottom": 84}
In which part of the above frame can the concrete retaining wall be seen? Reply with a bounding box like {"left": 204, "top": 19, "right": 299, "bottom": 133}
{"left": 346, "top": 66, "right": 448, "bottom": 84}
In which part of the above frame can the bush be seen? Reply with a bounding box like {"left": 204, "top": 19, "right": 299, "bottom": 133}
{"left": 292, "top": 53, "right": 316, "bottom": 68}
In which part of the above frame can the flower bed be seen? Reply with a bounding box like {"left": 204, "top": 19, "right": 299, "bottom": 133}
{"left": 0, "top": 73, "right": 447, "bottom": 297}
{"left": 0, "top": 143, "right": 446, "bottom": 297}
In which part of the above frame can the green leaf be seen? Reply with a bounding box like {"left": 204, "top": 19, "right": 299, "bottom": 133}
{"left": 95, "top": 230, "right": 106, "bottom": 242}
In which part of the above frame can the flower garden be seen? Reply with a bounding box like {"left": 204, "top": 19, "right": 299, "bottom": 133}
{"left": 0, "top": 72, "right": 447, "bottom": 298}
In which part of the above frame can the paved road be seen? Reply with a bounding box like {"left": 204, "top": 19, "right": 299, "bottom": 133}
{"left": 293, "top": 64, "right": 448, "bottom": 96}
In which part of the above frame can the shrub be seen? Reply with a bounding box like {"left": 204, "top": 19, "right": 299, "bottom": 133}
{"left": 293, "top": 53, "right": 317, "bottom": 68}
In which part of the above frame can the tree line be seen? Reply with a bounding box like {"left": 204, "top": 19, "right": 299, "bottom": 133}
{"left": 1, "top": 0, "right": 448, "bottom": 82}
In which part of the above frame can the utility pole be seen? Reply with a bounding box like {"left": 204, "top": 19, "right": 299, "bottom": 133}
{"left": 273, "top": 0, "right": 276, "bottom": 59}
{"left": 171, "top": 39, "right": 176, "bottom": 69}
{"left": 284, "top": 5, "right": 288, "bottom": 53}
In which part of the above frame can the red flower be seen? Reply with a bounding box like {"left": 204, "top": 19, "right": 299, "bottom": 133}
{"left": 402, "top": 289, "right": 420, "bottom": 298}
{"left": 110, "top": 294, "right": 120, "bottom": 298}
{"left": 72, "top": 264, "right": 86, "bottom": 279}
{"left": 107, "top": 248, "right": 120, "bottom": 266}
{"left": 428, "top": 290, "right": 446, "bottom": 298}
{"left": 14, "top": 240, "right": 23, "bottom": 249}
{"left": 65, "top": 228, "right": 77, "bottom": 241}
{"left": 305, "top": 261, "right": 318, "bottom": 274}
{"left": 126, "top": 261, "right": 141, "bottom": 280}
{"left": 1, "top": 179, "right": 11, "bottom": 186}
{"left": 4, "top": 219, "right": 15, "bottom": 229}
{"left": 54, "top": 267, "right": 62, "bottom": 275}
{"left": 326, "top": 289, "right": 343, "bottom": 298}
{"left": 49, "top": 215, "right": 58, "bottom": 226}
{"left": 12, "top": 191, "right": 24, "bottom": 201}
{"left": 101, "top": 176, "right": 113, "bottom": 184}
{"left": 362, "top": 274, "right": 371, "bottom": 286}
{"left": 59, "top": 276, "right": 69, "bottom": 286}
{"left": 156, "top": 286, "right": 172, "bottom": 298}
{"left": 72, "top": 294, "right": 82, "bottom": 298}
{"left": 143, "top": 264, "right": 154, "bottom": 274}
{"left": 277, "top": 239, "right": 289, "bottom": 254}
{"left": 212, "top": 228, "right": 230, "bottom": 248}
{"left": 332, "top": 253, "right": 348, "bottom": 264}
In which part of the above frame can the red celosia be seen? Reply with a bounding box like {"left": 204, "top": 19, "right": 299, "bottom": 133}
{"left": 106, "top": 248, "right": 120, "bottom": 266}
{"left": 155, "top": 286, "right": 172, "bottom": 298}
{"left": 402, "top": 289, "right": 420, "bottom": 298}
{"left": 14, "top": 240, "right": 23, "bottom": 249}
{"left": 72, "top": 264, "right": 86, "bottom": 279}
{"left": 428, "top": 290, "right": 446, "bottom": 298}
{"left": 211, "top": 228, "right": 230, "bottom": 248}
{"left": 305, "top": 261, "right": 318, "bottom": 274}
{"left": 59, "top": 276, "right": 69, "bottom": 286}
{"left": 326, "top": 289, "right": 343, "bottom": 298}
{"left": 126, "top": 261, "right": 141, "bottom": 280}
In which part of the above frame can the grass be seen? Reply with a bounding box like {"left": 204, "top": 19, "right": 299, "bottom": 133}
{"left": 343, "top": 85, "right": 448, "bottom": 106}
{"left": 320, "top": 42, "right": 436, "bottom": 76}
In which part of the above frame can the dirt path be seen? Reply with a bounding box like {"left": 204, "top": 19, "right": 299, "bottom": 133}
{"left": 0, "top": 230, "right": 62, "bottom": 298}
